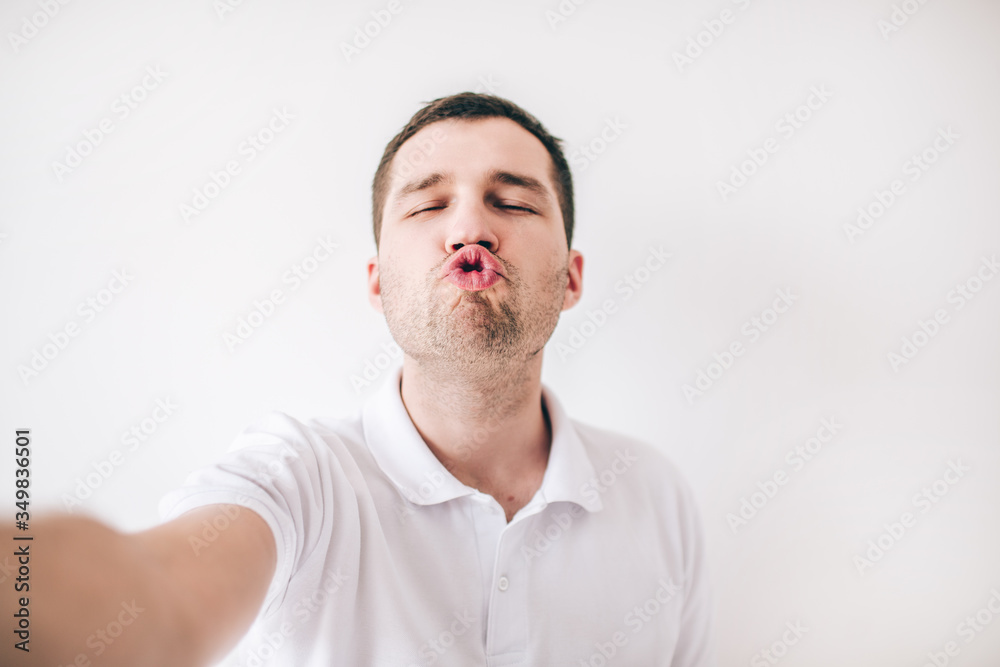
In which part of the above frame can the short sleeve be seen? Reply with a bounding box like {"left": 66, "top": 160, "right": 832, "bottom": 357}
{"left": 158, "top": 411, "right": 334, "bottom": 619}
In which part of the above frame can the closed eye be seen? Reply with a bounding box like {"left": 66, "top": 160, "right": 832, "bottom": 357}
{"left": 410, "top": 204, "right": 536, "bottom": 216}
{"left": 410, "top": 206, "right": 445, "bottom": 217}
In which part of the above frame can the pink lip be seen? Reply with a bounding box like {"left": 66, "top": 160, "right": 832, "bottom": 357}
{"left": 440, "top": 246, "right": 505, "bottom": 292}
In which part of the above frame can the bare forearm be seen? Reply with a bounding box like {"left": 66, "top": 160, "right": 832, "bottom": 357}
{"left": 0, "top": 513, "right": 193, "bottom": 667}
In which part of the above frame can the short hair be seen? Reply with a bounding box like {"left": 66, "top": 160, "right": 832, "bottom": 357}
{"left": 371, "top": 92, "right": 575, "bottom": 250}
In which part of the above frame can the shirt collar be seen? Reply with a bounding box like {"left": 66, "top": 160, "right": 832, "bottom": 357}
{"left": 362, "top": 363, "right": 603, "bottom": 513}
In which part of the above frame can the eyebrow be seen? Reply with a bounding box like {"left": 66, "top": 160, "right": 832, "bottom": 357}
{"left": 394, "top": 172, "right": 453, "bottom": 204}
{"left": 392, "top": 169, "right": 553, "bottom": 207}
{"left": 485, "top": 169, "right": 552, "bottom": 203}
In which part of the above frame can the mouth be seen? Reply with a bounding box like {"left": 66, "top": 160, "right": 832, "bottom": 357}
{"left": 440, "top": 246, "right": 505, "bottom": 292}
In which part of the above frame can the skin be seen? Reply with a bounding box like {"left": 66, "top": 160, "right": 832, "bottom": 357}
{"left": 367, "top": 117, "right": 584, "bottom": 522}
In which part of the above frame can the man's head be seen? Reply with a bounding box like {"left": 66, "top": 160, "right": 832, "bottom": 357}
{"left": 371, "top": 92, "right": 575, "bottom": 251}
{"left": 366, "top": 93, "right": 583, "bottom": 372}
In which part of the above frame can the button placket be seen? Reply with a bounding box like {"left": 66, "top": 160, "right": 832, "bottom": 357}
{"left": 468, "top": 494, "right": 508, "bottom": 649}
{"left": 485, "top": 522, "right": 529, "bottom": 661}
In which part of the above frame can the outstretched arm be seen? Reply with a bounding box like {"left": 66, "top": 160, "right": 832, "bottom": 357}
{"left": 0, "top": 504, "right": 275, "bottom": 667}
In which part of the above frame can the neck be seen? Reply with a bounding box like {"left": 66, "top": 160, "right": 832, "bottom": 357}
{"left": 398, "top": 354, "right": 552, "bottom": 521}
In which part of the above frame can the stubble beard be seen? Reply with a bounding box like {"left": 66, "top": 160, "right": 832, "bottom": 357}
{"left": 380, "top": 254, "right": 569, "bottom": 379}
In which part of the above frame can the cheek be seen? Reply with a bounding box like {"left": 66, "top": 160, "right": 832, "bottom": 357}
{"left": 519, "top": 261, "right": 568, "bottom": 301}
{"left": 380, "top": 246, "right": 415, "bottom": 275}
{"left": 531, "top": 244, "right": 568, "bottom": 278}
{"left": 379, "top": 252, "right": 434, "bottom": 294}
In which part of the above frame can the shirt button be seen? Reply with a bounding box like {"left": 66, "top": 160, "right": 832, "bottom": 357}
{"left": 497, "top": 576, "right": 509, "bottom": 592}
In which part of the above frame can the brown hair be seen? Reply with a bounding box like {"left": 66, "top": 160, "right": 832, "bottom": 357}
{"left": 371, "top": 92, "right": 575, "bottom": 250}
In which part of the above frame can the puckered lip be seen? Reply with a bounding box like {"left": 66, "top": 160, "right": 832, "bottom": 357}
{"left": 439, "top": 245, "right": 506, "bottom": 279}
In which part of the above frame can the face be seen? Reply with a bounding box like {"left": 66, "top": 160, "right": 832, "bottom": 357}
{"left": 367, "top": 117, "right": 583, "bottom": 368}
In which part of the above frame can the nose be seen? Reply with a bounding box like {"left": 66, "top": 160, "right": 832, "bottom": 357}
{"left": 444, "top": 200, "right": 499, "bottom": 255}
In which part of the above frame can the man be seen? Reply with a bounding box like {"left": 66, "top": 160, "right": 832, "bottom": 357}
{"left": 1, "top": 93, "right": 713, "bottom": 666}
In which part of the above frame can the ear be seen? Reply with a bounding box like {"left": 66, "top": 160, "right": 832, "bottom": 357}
{"left": 366, "top": 255, "right": 384, "bottom": 313}
{"left": 561, "top": 249, "right": 583, "bottom": 311}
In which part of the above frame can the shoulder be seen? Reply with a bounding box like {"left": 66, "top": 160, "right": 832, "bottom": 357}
{"left": 571, "top": 417, "right": 702, "bottom": 523}
{"left": 574, "top": 419, "right": 694, "bottom": 492}
{"left": 228, "top": 409, "right": 364, "bottom": 458}
{"left": 201, "top": 409, "right": 375, "bottom": 499}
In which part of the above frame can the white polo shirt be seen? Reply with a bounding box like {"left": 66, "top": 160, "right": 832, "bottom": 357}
{"left": 159, "top": 365, "right": 714, "bottom": 667}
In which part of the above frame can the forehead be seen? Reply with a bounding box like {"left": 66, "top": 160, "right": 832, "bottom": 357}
{"left": 389, "top": 117, "right": 556, "bottom": 192}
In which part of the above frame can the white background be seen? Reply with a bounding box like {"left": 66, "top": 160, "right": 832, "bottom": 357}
{"left": 2, "top": 0, "right": 999, "bottom": 665}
